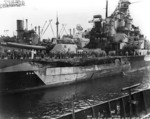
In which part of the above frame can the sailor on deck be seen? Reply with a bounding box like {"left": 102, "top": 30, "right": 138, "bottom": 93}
{"left": 31, "top": 49, "right": 36, "bottom": 59}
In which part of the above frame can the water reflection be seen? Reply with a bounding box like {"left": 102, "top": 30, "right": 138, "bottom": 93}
{"left": 0, "top": 69, "right": 149, "bottom": 118}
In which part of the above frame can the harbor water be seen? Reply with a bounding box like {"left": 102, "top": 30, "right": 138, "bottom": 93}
{"left": 0, "top": 68, "right": 150, "bottom": 119}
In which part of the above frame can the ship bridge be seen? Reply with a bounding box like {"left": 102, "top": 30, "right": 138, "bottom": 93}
{"left": 119, "top": 0, "right": 131, "bottom": 12}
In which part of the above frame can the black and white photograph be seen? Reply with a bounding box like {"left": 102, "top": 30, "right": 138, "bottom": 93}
{"left": 0, "top": 0, "right": 150, "bottom": 118}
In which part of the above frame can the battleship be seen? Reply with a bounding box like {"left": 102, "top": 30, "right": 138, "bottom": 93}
{"left": 0, "top": 0, "right": 150, "bottom": 94}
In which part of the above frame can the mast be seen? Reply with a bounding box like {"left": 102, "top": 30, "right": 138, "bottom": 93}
{"left": 56, "top": 13, "right": 59, "bottom": 39}
{"left": 26, "top": 19, "right": 28, "bottom": 31}
{"left": 106, "top": 0, "right": 108, "bottom": 18}
{"left": 38, "top": 26, "right": 41, "bottom": 41}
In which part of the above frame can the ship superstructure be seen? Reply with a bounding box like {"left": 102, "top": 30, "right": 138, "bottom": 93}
{"left": 87, "top": 0, "right": 147, "bottom": 56}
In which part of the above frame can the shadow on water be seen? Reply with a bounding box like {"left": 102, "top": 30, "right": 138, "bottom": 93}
{"left": 0, "top": 69, "right": 150, "bottom": 118}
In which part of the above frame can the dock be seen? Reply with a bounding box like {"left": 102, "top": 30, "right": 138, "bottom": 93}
{"left": 56, "top": 84, "right": 150, "bottom": 119}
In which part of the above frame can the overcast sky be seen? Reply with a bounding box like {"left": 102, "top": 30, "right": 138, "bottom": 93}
{"left": 0, "top": 0, "right": 150, "bottom": 40}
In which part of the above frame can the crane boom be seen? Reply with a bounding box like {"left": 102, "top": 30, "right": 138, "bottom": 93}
{"left": 41, "top": 21, "right": 47, "bottom": 36}
{"left": 41, "top": 20, "right": 52, "bottom": 38}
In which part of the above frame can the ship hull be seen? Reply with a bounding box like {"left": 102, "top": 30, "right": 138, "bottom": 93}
{"left": 1, "top": 55, "right": 150, "bottom": 94}
{"left": 128, "top": 55, "right": 150, "bottom": 72}
{"left": 0, "top": 58, "right": 130, "bottom": 94}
